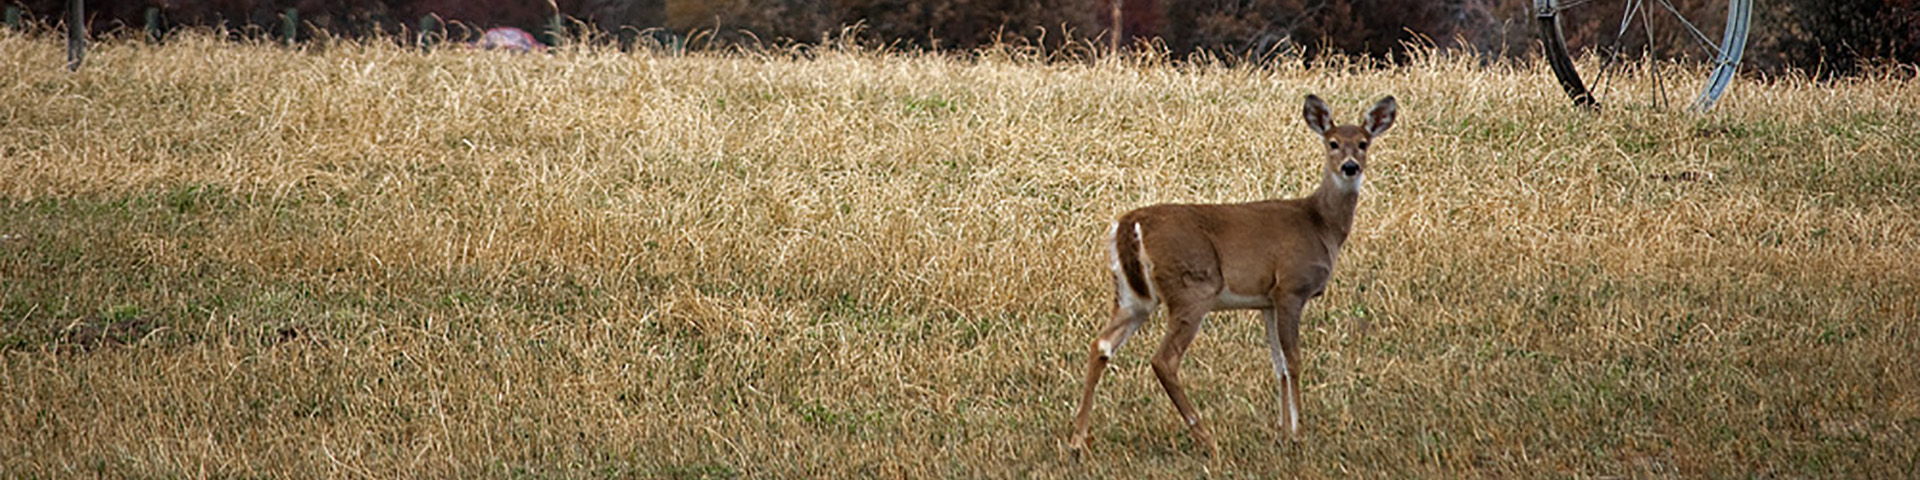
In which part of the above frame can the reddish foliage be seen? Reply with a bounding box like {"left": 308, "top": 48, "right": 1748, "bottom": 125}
{"left": 9, "top": 0, "right": 1916, "bottom": 71}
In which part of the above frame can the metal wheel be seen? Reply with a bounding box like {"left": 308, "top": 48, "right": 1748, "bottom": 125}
{"left": 1536, "top": 0, "right": 1751, "bottom": 111}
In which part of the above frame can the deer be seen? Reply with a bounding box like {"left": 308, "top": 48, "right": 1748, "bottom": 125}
{"left": 1067, "top": 94, "right": 1397, "bottom": 456}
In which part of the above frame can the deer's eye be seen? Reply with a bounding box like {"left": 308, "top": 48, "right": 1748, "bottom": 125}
{"left": 1359, "top": 140, "right": 1369, "bottom": 150}
{"left": 1327, "top": 140, "right": 1339, "bottom": 150}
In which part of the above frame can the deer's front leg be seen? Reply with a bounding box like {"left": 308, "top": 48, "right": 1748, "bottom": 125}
{"left": 1263, "top": 295, "right": 1308, "bottom": 443}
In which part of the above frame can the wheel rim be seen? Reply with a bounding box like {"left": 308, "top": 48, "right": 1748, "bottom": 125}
{"left": 1536, "top": 0, "right": 1751, "bottom": 111}
{"left": 1693, "top": 0, "right": 1750, "bottom": 110}
{"left": 1537, "top": 0, "right": 1598, "bottom": 109}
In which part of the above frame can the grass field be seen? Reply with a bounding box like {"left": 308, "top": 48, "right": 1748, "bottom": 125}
{"left": 3, "top": 31, "right": 1917, "bottom": 477}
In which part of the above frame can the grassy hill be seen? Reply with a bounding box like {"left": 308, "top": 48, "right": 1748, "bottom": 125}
{"left": 2, "top": 32, "right": 1916, "bottom": 477}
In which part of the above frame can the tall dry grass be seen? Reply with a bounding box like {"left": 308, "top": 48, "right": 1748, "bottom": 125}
{"left": 2, "top": 30, "right": 1916, "bottom": 477}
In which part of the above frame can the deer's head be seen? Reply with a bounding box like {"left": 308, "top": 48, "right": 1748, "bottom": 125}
{"left": 1302, "top": 95, "right": 1397, "bottom": 192}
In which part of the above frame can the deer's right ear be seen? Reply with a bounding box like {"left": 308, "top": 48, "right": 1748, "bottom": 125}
{"left": 1302, "top": 95, "right": 1333, "bottom": 135}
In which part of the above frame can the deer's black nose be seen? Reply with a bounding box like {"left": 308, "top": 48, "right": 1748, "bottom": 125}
{"left": 1340, "top": 161, "right": 1361, "bottom": 176}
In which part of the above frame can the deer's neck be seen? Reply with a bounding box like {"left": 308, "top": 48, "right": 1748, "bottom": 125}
{"left": 1308, "top": 173, "right": 1361, "bottom": 244}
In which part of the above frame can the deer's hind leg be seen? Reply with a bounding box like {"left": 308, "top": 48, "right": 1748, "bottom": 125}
{"left": 1068, "top": 281, "right": 1156, "bottom": 454}
{"left": 1150, "top": 286, "right": 1221, "bottom": 456}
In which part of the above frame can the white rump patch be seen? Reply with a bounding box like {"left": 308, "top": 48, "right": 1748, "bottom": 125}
{"left": 1132, "top": 223, "right": 1155, "bottom": 299}
{"left": 1116, "top": 281, "right": 1154, "bottom": 313}
{"left": 1101, "top": 221, "right": 1154, "bottom": 359}
{"left": 1109, "top": 221, "right": 1157, "bottom": 313}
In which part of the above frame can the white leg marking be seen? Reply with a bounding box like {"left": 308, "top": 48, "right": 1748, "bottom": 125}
{"left": 1264, "top": 310, "right": 1298, "bottom": 434}
{"left": 1099, "top": 308, "right": 1148, "bottom": 358}
{"left": 1286, "top": 371, "right": 1300, "bottom": 434}
{"left": 1276, "top": 353, "right": 1295, "bottom": 430}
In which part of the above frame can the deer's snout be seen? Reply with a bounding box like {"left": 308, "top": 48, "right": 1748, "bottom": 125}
{"left": 1340, "top": 160, "right": 1362, "bottom": 177}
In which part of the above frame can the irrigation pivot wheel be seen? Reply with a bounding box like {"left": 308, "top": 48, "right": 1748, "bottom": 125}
{"left": 1536, "top": 0, "right": 1751, "bottom": 111}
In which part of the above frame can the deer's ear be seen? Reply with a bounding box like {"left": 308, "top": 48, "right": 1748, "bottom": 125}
{"left": 1303, "top": 95, "right": 1333, "bottom": 135}
{"left": 1364, "top": 96, "right": 1397, "bottom": 136}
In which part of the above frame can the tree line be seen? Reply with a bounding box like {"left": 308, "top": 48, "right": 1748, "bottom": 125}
{"left": 15, "top": 0, "right": 1918, "bottom": 74}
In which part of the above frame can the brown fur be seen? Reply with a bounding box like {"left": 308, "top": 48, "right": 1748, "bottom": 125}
{"left": 1070, "top": 94, "right": 1398, "bottom": 457}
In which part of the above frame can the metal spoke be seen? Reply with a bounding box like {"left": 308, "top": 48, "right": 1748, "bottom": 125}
{"left": 1595, "top": 0, "right": 1641, "bottom": 102}
{"left": 1644, "top": 4, "right": 1666, "bottom": 109}
{"left": 1596, "top": 33, "right": 1622, "bottom": 101}
{"left": 1615, "top": 0, "right": 1640, "bottom": 39}
{"left": 1654, "top": 0, "right": 1723, "bottom": 57}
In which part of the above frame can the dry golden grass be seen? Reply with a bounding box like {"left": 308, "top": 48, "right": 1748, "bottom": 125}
{"left": 2, "top": 30, "right": 1917, "bottom": 477}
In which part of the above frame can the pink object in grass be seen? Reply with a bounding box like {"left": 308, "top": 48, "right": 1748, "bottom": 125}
{"left": 476, "top": 27, "right": 545, "bottom": 52}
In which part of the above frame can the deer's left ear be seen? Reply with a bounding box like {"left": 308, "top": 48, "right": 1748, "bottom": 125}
{"left": 1364, "top": 96, "right": 1397, "bottom": 136}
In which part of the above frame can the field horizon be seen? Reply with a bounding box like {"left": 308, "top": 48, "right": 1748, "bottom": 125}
{"left": 3, "top": 31, "right": 1917, "bottom": 477}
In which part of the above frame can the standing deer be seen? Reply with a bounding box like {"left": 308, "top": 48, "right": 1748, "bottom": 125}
{"left": 1068, "top": 94, "right": 1397, "bottom": 456}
